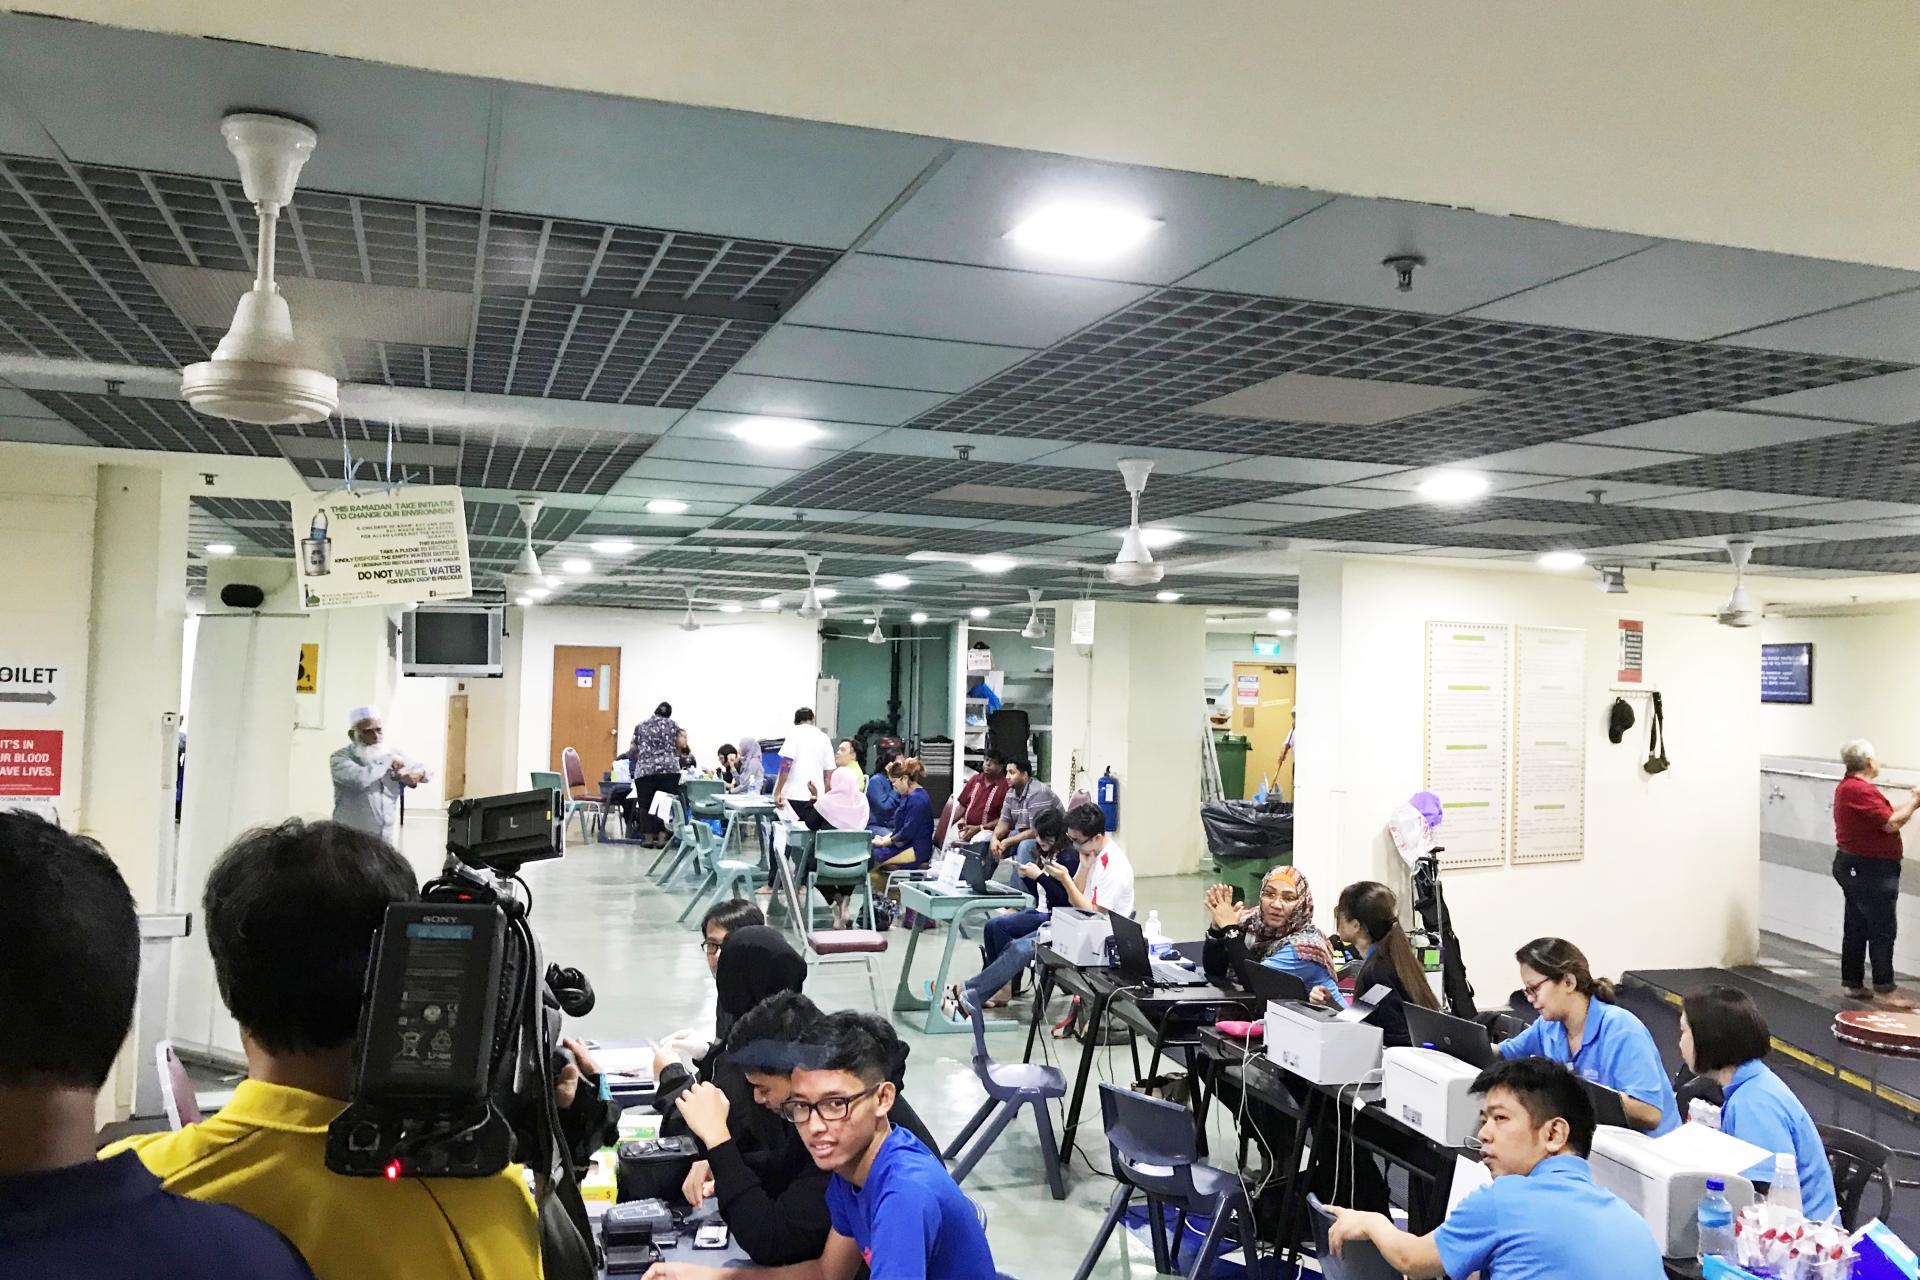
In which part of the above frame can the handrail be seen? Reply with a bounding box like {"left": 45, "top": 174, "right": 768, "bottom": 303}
{"left": 1762, "top": 766, "right": 1914, "bottom": 791}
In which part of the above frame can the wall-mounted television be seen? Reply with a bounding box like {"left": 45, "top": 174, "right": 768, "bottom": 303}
{"left": 1760, "top": 641, "right": 1813, "bottom": 705}
{"left": 402, "top": 605, "right": 503, "bottom": 678}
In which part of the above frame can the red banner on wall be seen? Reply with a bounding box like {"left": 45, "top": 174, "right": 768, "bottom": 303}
{"left": 1617, "top": 619, "right": 1644, "bottom": 684}
{"left": 0, "top": 729, "right": 62, "bottom": 796}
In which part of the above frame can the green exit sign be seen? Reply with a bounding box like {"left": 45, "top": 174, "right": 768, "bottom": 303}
{"left": 1252, "top": 634, "right": 1285, "bottom": 657}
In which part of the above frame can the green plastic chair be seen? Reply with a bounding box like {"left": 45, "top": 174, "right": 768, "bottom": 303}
{"left": 685, "top": 778, "right": 725, "bottom": 820}
{"left": 678, "top": 821, "right": 767, "bottom": 926}
{"left": 807, "top": 830, "right": 877, "bottom": 930}
{"left": 651, "top": 797, "right": 698, "bottom": 881}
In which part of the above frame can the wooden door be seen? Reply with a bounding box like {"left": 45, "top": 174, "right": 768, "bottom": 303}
{"left": 1232, "top": 662, "right": 1297, "bottom": 800}
{"left": 444, "top": 692, "right": 469, "bottom": 799}
{"left": 550, "top": 646, "right": 622, "bottom": 778}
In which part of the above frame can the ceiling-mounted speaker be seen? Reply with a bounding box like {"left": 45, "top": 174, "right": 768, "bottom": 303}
{"left": 220, "top": 583, "right": 266, "bottom": 610}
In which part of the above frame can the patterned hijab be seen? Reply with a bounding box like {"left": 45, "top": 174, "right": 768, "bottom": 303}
{"left": 1240, "top": 865, "right": 1336, "bottom": 973}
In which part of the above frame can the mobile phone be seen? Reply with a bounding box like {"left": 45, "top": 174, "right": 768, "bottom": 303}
{"left": 694, "top": 1222, "right": 730, "bottom": 1250}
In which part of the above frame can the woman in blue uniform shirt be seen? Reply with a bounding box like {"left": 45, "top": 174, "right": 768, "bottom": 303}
{"left": 1498, "top": 937, "right": 1680, "bottom": 1135}
{"left": 1681, "top": 986, "right": 1837, "bottom": 1221}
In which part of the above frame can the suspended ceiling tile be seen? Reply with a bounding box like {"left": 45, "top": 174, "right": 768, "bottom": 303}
{"left": 1500, "top": 478, "right": 1708, "bottom": 503}
{"left": 1157, "top": 516, "right": 1287, "bottom": 534}
{"left": 665, "top": 410, "right": 891, "bottom": 451}
{"left": 1200, "top": 500, "right": 1381, "bottom": 524}
{"left": 697, "top": 372, "right": 948, "bottom": 425}
{"left": 641, "top": 434, "right": 841, "bottom": 471}
{"left": 850, "top": 428, "right": 1064, "bottom": 463}
{"left": 0, "top": 415, "right": 92, "bottom": 446}
{"left": 1739, "top": 368, "right": 1920, "bottom": 425}
{"left": 1572, "top": 409, "right": 1873, "bottom": 453}
{"left": 1443, "top": 518, "right": 1597, "bottom": 537}
{"left": 1347, "top": 467, "right": 1571, "bottom": 494}
{"left": 1761, "top": 499, "right": 1920, "bottom": 521}
{"left": 1470, "top": 242, "right": 1920, "bottom": 341}
{"left": 0, "top": 385, "right": 60, "bottom": 418}
{"left": 1190, "top": 372, "right": 1484, "bottom": 424}
{"left": 861, "top": 144, "right": 1331, "bottom": 284}
{"left": 1622, "top": 489, "right": 1837, "bottom": 514}
{"left": 850, "top": 512, "right": 990, "bottom": 530}
{"left": 622, "top": 456, "right": 799, "bottom": 487}
{"left": 1446, "top": 441, "right": 1696, "bottom": 476}
{"left": 1401, "top": 546, "right": 1531, "bottom": 559}
{"left": 1186, "top": 457, "right": 1403, "bottom": 486}
{"left": 1719, "top": 289, "right": 1920, "bottom": 363}
{"left": 725, "top": 506, "right": 873, "bottom": 523}
{"left": 492, "top": 84, "right": 941, "bottom": 248}
{"left": 1281, "top": 485, "right": 1426, "bottom": 509}
{"left": 1757, "top": 522, "right": 1920, "bottom": 542}
{"left": 735, "top": 325, "right": 1031, "bottom": 392}
{"left": 1179, "top": 197, "right": 1654, "bottom": 314}
{"left": 605, "top": 476, "right": 774, "bottom": 505}
{"left": 0, "top": 14, "right": 494, "bottom": 206}
{"left": 1022, "top": 442, "right": 1243, "bottom": 474}
{"left": 784, "top": 254, "right": 1150, "bottom": 346}
{"left": 968, "top": 519, "right": 1103, "bottom": 536}
{"left": 1580, "top": 542, "right": 1714, "bottom": 558}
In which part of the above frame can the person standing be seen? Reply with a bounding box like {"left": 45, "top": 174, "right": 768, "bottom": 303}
{"left": 1833, "top": 739, "right": 1920, "bottom": 1007}
{"left": 626, "top": 702, "right": 684, "bottom": 845}
{"left": 774, "top": 707, "right": 835, "bottom": 829}
{"left": 328, "top": 705, "right": 427, "bottom": 847}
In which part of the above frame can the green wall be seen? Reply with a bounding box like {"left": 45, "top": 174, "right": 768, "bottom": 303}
{"left": 821, "top": 630, "right": 893, "bottom": 738}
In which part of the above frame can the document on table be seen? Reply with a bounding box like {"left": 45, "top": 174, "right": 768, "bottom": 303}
{"left": 1448, "top": 1154, "right": 1493, "bottom": 1213}
{"left": 1651, "top": 1121, "right": 1772, "bottom": 1173}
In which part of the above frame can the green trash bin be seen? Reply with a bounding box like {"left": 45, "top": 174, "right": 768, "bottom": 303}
{"left": 1213, "top": 733, "right": 1250, "bottom": 801}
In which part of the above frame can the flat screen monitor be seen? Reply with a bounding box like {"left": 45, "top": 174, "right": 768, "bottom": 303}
{"left": 402, "top": 606, "right": 503, "bottom": 678}
{"left": 1760, "top": 642, "right": 1813, "bottom": 705}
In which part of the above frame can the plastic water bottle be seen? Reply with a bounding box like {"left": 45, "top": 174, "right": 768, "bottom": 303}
{"left": 1144, "top": 910, "right": 1166, "bottom": 945}
{"left": 1767, "top": 1153, "right": 1802, "bottom": 1216}
{"left": 1697, "top": 1179, "right": 1734, "bottom": 1262}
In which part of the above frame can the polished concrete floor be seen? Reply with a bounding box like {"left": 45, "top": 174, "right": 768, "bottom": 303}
{"left": 511, "top": 822, "right": 1258, "bottom": 1279}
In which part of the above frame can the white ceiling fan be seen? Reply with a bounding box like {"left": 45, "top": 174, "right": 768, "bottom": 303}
{"left": 797, "top": 553, "right": 827, "bottom": 620}
{"left": 1105, "top": 458, "right": 1165, "bottom": 587}
{"left": 677, "top": 585, "right": 702, "bottom": 632}
{"left": 1020, "top": 588, "right": 1046, "bottom": 639}
{"left": 1716, "top": 538, "right": 1762, "bottom": 628}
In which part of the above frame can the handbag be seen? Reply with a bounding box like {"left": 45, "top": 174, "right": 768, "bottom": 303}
{"left": 1643, "top": 692, "right": 1670, "bottom": 775}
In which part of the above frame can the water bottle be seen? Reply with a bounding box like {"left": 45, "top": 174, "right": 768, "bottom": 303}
{"left": 1766, "top": 1153, "right": 1802, "bottom": 1216}
{"left": 1697, "top": 1179, "right": 1734, "bottom": 1262}
{"left": 1144, "top": 910, "right": 1166, "bottom": 945}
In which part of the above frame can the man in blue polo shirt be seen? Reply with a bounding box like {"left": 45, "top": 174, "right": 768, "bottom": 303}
{"left": 645, "top": 1011, "right": 996, "bottom": 1280}
{"left": 0, "top": 811, "right": 315, "bottom": 1280}
{"left": 1327, "top": 1057, "right": 1663, "bottom": 1279}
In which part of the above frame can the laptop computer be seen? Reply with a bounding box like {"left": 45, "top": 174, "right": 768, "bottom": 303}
{"left": 1404, "top": 1004, "right": 1499, "bottom": 1070}
{"left": 1580, "top": 1078, "right": 1633, "bottom": 1129}
{"left": 1109, "top": 911, "right": 1207, "bottom": 988}
{"left": 1230, "top": 957, "right": 1312, "bottom": 1005}
{"left": 925, "top": 846, "right": 1022, "bottom": 897}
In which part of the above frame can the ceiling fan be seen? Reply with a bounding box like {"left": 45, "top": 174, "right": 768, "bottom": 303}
{"left": 1020, "top": 588, "right": 1046, "bottom": 639}
{"left": 1716, "top": 539, "right": 1762, "bottom": 628}
{"left": 1106, "top": 458, "right": 1165, "bottom": 586}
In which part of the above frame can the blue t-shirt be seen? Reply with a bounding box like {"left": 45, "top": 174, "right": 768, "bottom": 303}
{"left": 1498, "top": 998, "right": 1680, "bottom": 1135}
{"left": 1434, "top": 1154, "right": 1664, "bottom": 1280}
{"left": 888, "top": 788, "right": 935, "bottom": 864}
{"left": 1262, "top": 942, "right": 1347, "bottom": 1008}
{"left": 826, "top": 1126, "right": 996, "bottom": 1280}
{"left": 1721, "top": 1059, "right": 1838, "bottom": 1222}
{"left": 0, "top": 1151, "right": 316, "bottom": 1280}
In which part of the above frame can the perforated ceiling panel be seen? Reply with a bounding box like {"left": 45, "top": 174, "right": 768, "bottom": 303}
{"left": 465, "top": 501, "right": 593, "bottom": 544}
{"left": 704, "top": 518, "right": 1040, "bottom": 555}
{"left": 905, "top": 289, "right": 1905, "bottom": 464}
{"left": 30, "top": 389, "right": 278, "bottom": 455}
{"left": 1609, "top": 427, "right": 1920, "bottom": 503}
{"left": 1268, "top": 495, "right": 1808, "bottom": 549}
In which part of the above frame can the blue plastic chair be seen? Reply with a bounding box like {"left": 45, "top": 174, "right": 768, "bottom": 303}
{"left": 1070, "top": 1083, "right": 1260, "bottom": 1280}
{"left": 944, "top": 996, "right": 1067, "bottom": 1200}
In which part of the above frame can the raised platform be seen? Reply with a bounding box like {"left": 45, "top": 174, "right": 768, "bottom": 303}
{"left": 1627, "top": 964, "right": 1920, "bottom": 1122}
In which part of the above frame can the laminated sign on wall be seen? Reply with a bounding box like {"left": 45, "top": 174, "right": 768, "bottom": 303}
{"left": 292, "top": 485, "right": 472, "bottom": 610}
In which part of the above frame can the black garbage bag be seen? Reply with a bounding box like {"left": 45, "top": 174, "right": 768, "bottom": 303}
{"left": 1201, "top": 800, "right": 1294, "bottom": 863}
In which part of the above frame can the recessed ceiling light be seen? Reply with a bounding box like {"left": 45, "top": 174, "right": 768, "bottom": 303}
{"left": 561, "top": 558, "right": 592, "bottom": 575}
{"left": 1005, "top": 201, "right": 1162, "bottom": 262}
{"left": 910, "top": 611, "right": 929, "bottom": 624}
{"left": 815, "top": 587, "right": 840, "bottom": 601}
{"left": 760, "top": 597, "right": 782, "bottom": 611}
{"left": 1275, "top": 629, "right": 1296, "bottom": 638}
{"left": 969, "top": 606, "right": 991, "bottom": 619}
{"left": 204, "top": 542, "right": 236, "bottom": 556}
{"left": 591, "top": 540, "right": 635, "bottom": 555}
{"left": 970, "top": 555, "right": 1016, "bottom": 574}
{"left": 527, "top": 586, "right": 552, "bottom": 600}
{"left": 1155, "top": 590, "right": 1183, "bottom": 602}
{"left": 1267, "top": 608, "right": 1293, "bottom": 621}
{"left": 545, "top": 575, "right": 565, "bottom": 588}
{"left": 1110, "top": 527, "right": 1184, "bottom": 549}
{"left": 874, "top": 573, "right": 912, "bottom": 590}
{"left": 515, "top": 595, "right": 533, "bottom": 607}
{"left": 862, "top": 616, "right": 877, "bottom": 624}
{"left": 732, "top": 416, "right": 824, "bottom": 448}
{"left": 719, "top": 602, "right": 742, "bottom": 614}
{"left": 1416, "top": 471, "right": 1492, "bottom": 504}
{"left": 1537, "top": 550, "right": 1587, "bottom": 570}
{"left": 645, "top": 498, "right": 690, "bottom": 515}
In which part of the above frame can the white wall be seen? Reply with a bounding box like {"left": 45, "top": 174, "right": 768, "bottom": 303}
{"left": 1759, "top": 607, "right": 1920, "bottom": 767}
{"left": 498, "top": 605, "right": 821, "bottom": 788}
{"left": 1294, "top": 555, "right": 1763, "bottom": 995}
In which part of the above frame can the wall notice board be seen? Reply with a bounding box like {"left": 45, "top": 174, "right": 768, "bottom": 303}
{"left": 1512, "top": 626, "right": 1587, "bottom": 866}
{"left": 1424, "top": 622, "right": 1510, "bottom": 869}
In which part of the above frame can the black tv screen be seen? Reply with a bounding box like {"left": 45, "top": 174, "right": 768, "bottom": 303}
{"left": 1760, "top": 642, "right": 1813, "bottom": 705}
{"left": 403, "top": 607, "right": 502, "bottom": 677}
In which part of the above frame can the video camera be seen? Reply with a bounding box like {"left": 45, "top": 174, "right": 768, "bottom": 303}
{"left": 325, "top": 788, "right": 601, "bottom": 1268}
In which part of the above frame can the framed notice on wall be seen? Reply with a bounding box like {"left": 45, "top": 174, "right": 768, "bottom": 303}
{"left": 1512, "top": 626, "right": 1587, "bottom": 866}
{"left": 1424, "top": 621, "right": 1510, "bottom": 870}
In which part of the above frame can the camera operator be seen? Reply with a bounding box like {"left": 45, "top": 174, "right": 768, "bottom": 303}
{"left": 102, "top": 819, "right": 541, "bottom": 1279}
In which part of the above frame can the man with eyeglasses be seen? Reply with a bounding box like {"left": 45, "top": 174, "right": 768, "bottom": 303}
{"left": 646, "top": 1012, "right": 995, "bottom": 1280}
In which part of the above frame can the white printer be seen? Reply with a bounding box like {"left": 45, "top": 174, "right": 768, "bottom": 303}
{"left": 1589, "top": 1126, "right": 1757, "bottom": 1258}
{"left": 1049, "top": 907, "right": 1114, "bottom": 967}
{"left": 1265, "top": 1000, "right": 1383, "bottom": 1085}
{"left": 1380, "top": 1047, "right": 1482, "bottom": 1148}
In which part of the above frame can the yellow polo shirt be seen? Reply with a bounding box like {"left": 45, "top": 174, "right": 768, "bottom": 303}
{"left": 100, "top": 1080, "right": 540, "bottom": 1280}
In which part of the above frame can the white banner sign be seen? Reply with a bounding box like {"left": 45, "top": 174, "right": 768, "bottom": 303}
{"left": 1070, "top": 599, "right": 1096, "bottom": 647}
{"left": 291, "top": 485, "right": 472, "bottom": 610}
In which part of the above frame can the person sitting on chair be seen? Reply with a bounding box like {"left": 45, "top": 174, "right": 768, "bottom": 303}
{"left": 869, "top": 757, "right": 934, "bottom": 874}
{"left": 1200, "top": 866, "right": 1346, "bottom": 1008}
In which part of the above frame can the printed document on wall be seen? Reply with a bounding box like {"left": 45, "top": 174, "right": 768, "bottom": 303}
{"left": 1424, "top": 621, "right": 1510, "bottom": 869}
{"left": 1513, "top": 626, "right": 1587, "bottom": 865}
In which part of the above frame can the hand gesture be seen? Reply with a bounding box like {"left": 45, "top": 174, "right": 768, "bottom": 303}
{"left": 553, "top": 1037, "right": 599, "bottom": 1108}
{"left": 1308, "top": 985, "right": 1332, "bottom": 1007}
{"left": 674, "top": 1080, "right": 733, "bottom": 1146}
{"left": 681, "top": 1158, "right": 713, "bottom": 1208}
{"left": 1204, "top": 883, "right": 1242, "bottom": 929}
{"left": 1326, "top": 1208, "right": 1387, "bottom": 1257}
{"left": 1045, "top": 860, "right": 1072, "bottom": 882}
{"left": 1017, "top": 861, "right": 1043, "bottom": 881}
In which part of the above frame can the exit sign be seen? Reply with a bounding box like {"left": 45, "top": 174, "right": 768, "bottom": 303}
{"left": 1253, "top": 634, "right": 1285, "bottom": 657}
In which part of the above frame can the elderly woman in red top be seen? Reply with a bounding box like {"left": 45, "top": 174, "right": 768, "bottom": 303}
{"left": 1834, "top": 738, "right": 1920, "bottom": 1007}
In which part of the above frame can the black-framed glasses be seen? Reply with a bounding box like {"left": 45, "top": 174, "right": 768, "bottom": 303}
{"left": 698, "top": 939, "right": 724, "bottom": 956}
{"left": 1520, "top": 974, "right": 1555, "bottom": 1000}
{"left": 777, "top": 1084, "right": 879, "bottom": 1125}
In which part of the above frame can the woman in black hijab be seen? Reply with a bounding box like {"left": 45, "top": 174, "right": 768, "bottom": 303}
{"left": 655, "top": 925, "right": 807, "bottom": 1114}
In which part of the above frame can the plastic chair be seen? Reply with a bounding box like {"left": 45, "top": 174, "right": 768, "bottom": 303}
{"left": 1819, "top": 1122, "right": 1896, "bottom": 1230}
{"left": 807, "top": 830, "right": 877, "bottom": 930}
{"left": 945, "top": 998, "right": 1068, "bottom": 1200}
{"left": 685, "top": 778, "right": 725, "bottom": 820}
{"left": 155, "top": 1040, "right": 201, "bottom": 1130}
{"left": 678, "top": 821, "right": 766, "bottom": 926}
{"left": 1071, "top": 1083, "right": 1260, "bottom": 1280}
{"left": 560, "top": 747, "right": 603, "bottom": 843}
{"left": 1307, "top": 1193, "right": 1398, "bottom": 1280}
{"left": 651, "top": 797, "right": 699, "bottom": 881}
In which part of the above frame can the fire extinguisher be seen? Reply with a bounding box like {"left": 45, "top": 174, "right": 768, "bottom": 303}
{"left": 1096, "top": 767, "right": 1119, "bottom": 834}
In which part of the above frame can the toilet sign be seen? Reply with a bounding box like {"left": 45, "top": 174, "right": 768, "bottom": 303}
{"left": 0, "top": 661, "right": 65, "bottom": 720}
